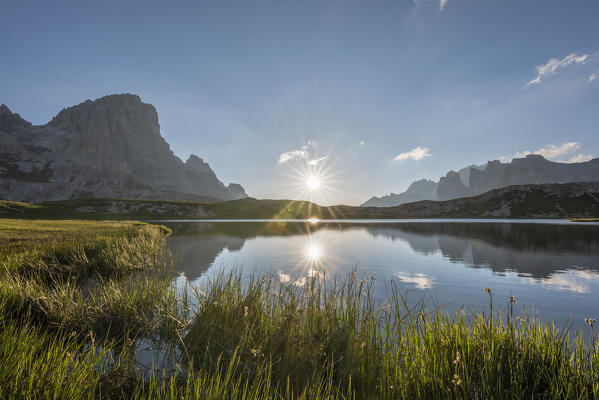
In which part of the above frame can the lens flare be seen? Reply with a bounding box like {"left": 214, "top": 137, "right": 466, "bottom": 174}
{"left": 306, "top": 175, "right": 320, "bottom": 190}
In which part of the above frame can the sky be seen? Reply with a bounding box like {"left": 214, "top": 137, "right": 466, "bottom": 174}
{"left": 2, "top": 0, "right": 599, "bottom": 205}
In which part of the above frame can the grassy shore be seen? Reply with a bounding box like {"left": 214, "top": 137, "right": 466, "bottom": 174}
{"left": 1, "top": 219, "right": 598, "bottom": 399}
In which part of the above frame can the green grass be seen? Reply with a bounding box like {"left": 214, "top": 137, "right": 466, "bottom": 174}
{"left": 1, "top": 219, "right": 598, "bottom": 398}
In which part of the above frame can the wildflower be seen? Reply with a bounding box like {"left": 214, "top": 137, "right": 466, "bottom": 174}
{"left": 250, "top": 348, "right": 260, "bottom": 357}
{"left": 585, "top": 317, "right": 596, "bottom": 329}
{"left": 451, "top": 374, "right": 462, "bottom": 386}
{"left": 484, "top": 287, "right": 491, "bottom": 295}
{"left": 453, "top": 351, "right": 461, "bottom": 365}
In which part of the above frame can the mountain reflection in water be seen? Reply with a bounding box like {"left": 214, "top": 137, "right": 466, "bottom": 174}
{"left": 164, "top": 221, "right": 599, "bottom": 281}
{"left": 163, "top": 220, "right": 599, "bottom": 331}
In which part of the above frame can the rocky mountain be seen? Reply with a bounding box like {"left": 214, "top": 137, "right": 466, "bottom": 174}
{"left": 383, "top": 181, "right": 599, "bottom": 218}
{"left": 362, "top": 179, "right": 437, "bottom": 207}
{"left": 362, "top": 155, "right": 599, "bottom": 207}
{"left": 0, "top": 94, "right": 247, "bottom": 202}
{"left": 3, "top": 181, "right": 598, "bottom": 220}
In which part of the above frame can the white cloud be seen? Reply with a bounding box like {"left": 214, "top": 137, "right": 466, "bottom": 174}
{"left": 278, "top": 146, "right": 309, "bottom": 164}
{"left": 394, "top": 146, "right": 432, "bottom": 161}
{"left": 515, "top": 142, "right": 580, "bottom": 159}
{"left": 525, "top": 52, "right": 589, "bottom": 88}
{"left": 589, "top": 72, "right": 598, "bottom": 83}
{"left": 565, "top": 153, "right": 594, "bottom": 163}
{"left": 278, "top": 142, "right": 327, "bottom": 165}
{"left": 413, "top": 0, "right": 450, "bottom": 11}
{"left": 308, "top": 156, "right": 328, "bottom": 166}
{"left": 359, "top": 140, "right": 366, "bottom": 146}
{"left": 514, "top": 142, "right": 594, "bottom": 163}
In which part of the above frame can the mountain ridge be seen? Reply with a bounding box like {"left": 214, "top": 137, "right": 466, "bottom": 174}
{"left": 2, "top": 181, "right": 598, "bottom": 220}
{"left": 362, "top": 155, "right": 599, "bottom": 207}
{"left": 0, "top": 94, "right": 247, "bottom": 202}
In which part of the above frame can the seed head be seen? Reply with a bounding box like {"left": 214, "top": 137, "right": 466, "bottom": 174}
{"left": 484, "top": 287, "right": 491, "bottom": 295}
{"left": 510, "top": 295, "right": 516, "bottom": 303}
{"left": 451, "top": 374, "right": 462, "bottom": 386}
{"left": 585, "top": 317, "right": 596, "bottom": 328}
{"left": 453, "top": 351, "right": 461, "bottom": 365}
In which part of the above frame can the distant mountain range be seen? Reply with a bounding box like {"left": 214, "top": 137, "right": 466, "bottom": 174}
{"left": 362, "top": 155, "right": 599, "bottom": 207}
{"left": 3, "top": 181, "right": 598, "bottom": 220}
{"left": 0, "top": 94, "right": 246, "bottom": 202}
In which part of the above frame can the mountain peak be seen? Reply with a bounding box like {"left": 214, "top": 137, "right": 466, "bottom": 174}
{"left": 48, "top": 93, "right": 160, "bottom": 140}
{"left": 0, "top": 104, "right": 32, "bottom": 132}
{"left": 0, "top": 93, "right": 247, "bottom": 202}
{"left": 0, "top": 104, "right": 11, "bottom": 115}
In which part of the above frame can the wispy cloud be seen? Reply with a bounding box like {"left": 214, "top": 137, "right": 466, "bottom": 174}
{"left": 278, "top": 147, "right": 309, "bottom": 164}
{"left": 413, "top": 0, "right": 450, "bottom": 12}
{"left": 589, "top": 72, "right": 598, "bottom": 83}
{"left": 525, "top": 52, "right": 590, "bottom": 88}
{"left": 514, "top": 142, "right": 593, "bottom": 163}
{"left": 308, "top": 156, "right": 328, "bottom": 166}
{"left": 278, "top": 141, "right": 328, "bottom": 166}
{"left": 394, "top": 146, "right": 432, "bottom": 161}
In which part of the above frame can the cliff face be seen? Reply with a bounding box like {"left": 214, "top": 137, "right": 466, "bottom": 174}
{"left": 0, "top": 94, "right": 247, "bottom": 202}
{"left": 469, "top": 155, "right": 599, "bottom": 195}
{"left": 362, "top": 179, "right": 437, "bottom": 207}
{"left": 362, "top": 155, "right": 599, "bottom": 207}
{"left": 437, "top": 171, "right": 469, "bottom": 201}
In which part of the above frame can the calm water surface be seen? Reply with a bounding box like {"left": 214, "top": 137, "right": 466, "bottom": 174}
{"left": 161, "top": 219, "right": 599, "bottom": 333}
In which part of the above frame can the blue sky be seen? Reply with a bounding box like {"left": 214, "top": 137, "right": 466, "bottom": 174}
{"left": 2, "top": 0, "right": 598, "bottom": 205}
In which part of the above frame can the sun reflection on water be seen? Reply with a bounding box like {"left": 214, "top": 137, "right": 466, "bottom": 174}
{"left": 307, "top": 244, "right": 321, "bottom": 262}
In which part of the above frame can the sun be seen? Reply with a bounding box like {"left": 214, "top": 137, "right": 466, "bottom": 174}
{"left": 306, "top": 175, "right": 321, "bottom": 191}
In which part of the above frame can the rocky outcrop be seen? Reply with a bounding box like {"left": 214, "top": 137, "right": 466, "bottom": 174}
{"left": 469, "top": 155, "right": 599, "bottom": 195}
{"left": 437, "top": 171, "right": 469, "bottom": 201}
{"left": 361, "top": 155, "right": 599, "bottom": 207}
{"left": 385, "top": 181, "right": 599, "bottom": 218}
{"left": 0, "top": 94, "right": 247, "bottom": 202}
{"left": 362, "top": 179, "right": 437, "bottom": 207}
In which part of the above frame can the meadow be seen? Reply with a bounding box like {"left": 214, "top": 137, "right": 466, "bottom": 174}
{"left": 0, "top": 218, "right": 598, "bottom": 399}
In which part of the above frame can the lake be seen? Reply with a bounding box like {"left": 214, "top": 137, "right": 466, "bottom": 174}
{"left": 161, "top": 219, "right": 599, "bottom": 333}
